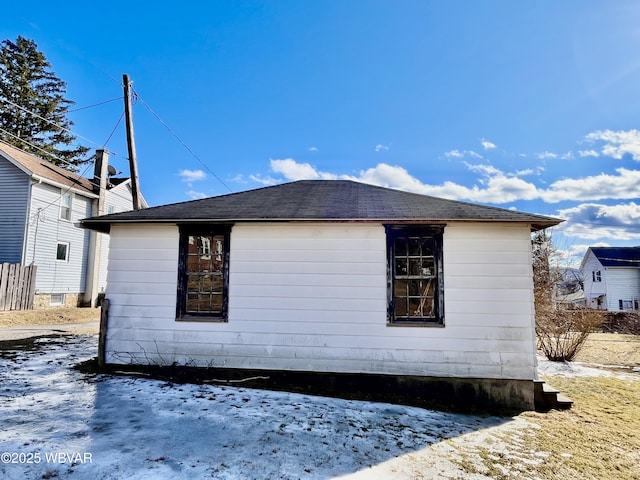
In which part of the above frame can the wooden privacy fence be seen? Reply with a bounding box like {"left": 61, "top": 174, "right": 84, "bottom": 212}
{"left": 0, "top": 263, "right": 37, "bottom": 311}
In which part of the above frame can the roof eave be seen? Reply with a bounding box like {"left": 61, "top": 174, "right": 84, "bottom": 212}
{"left": 81, "top": 216, "right": 562, "bottom": 234}
{"left": 32, "top": 174, "right": 98, "bottom": 198}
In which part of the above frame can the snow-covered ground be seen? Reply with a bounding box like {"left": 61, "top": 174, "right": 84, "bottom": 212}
{"left": 537, "top": 356, "right": 640, "bottom": 380}
{"left": 1, "top": 335, "right": 636, "bottom": 480}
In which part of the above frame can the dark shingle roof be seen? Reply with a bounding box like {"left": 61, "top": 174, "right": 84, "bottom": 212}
{"left": 590, "top": 246, "right": 640, "bottom": 267}
{"left": 81, "top": 180, "right": 562, "bottom": 233}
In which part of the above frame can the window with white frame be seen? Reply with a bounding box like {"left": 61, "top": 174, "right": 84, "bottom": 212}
{"left": 592, "top": 270, "right": 601, "bottom": 282}
{"left": 50, "top": 293, "right": 65, "bottom": 306}
{"left": 60, "top": 192, "right": 73, "bottom": 221}
{"left": 56, "top": 242, "right": 69, "bottom": 262}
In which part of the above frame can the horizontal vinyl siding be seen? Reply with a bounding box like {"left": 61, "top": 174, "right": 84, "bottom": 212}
{"left": 581, "top": 251, "right": 606, "bottom": 307}
{"left": 0, "top": 159, "right": 29, "bottom": 263}
{"left": 98, "top": 183, "right": 135, "bottom": 292}
{"left": 105, "top": 222, "right": 537, "bottom": 380}
{"left": 605, "top": 268, "right": 640, "bottom": 311}
{"left": 105, "top": 223, "right": 179, "bottom": 333}
{"left": 25, "top": 182, "right": 93, "bottom": 293}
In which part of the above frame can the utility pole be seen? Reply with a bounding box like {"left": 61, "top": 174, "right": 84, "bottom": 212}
{"left": 122, "top": 73, "right": 143, "bottom": 210}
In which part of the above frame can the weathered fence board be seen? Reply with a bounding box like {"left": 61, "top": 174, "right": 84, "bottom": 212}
{"left": 0, "top": 263, "right": 37, "bottom": 311}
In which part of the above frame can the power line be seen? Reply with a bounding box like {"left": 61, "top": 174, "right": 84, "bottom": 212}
{"left": 133, "top": 90, "right": 233, "bottom": 193}
{"left": 68, "top": 97, "right": 123, "bottom": 112}
{"left": 2, "top": 98, "right": 102, "bottom": 149}
{"left": 0, "top": 97, "right": 129, "bottom": 159}
{"left": 103, "top": 111, "right": 125, "bottom": 147}
{"left": 0, "top": 128, "right": 141, "bottom": 207}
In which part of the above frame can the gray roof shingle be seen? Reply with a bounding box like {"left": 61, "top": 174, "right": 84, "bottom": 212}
{"left": 81, "top": 180, "right": 562, "bottom": 233}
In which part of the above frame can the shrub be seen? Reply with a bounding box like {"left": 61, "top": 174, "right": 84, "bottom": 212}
{"left": 536, "top": 308, "right": 604, "bottom": 362}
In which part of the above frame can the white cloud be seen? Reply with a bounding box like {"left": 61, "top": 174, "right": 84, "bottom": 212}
{"left": 556, "top": 202, "right": 640, "bottom": 240}
{"left": 541, "top": 168, "right": 640, "bottom": 203}
{"left": 444, "top": 150, "right": 463, "bottom": 158}
{"left": 308, "top": 146, "right": 318, "bottom": 152}
{"left": 515, "top": 168, "right": 536, "bottom": 176}
{"left": 585, "top": 129, "right": 640, "bottom": 160}
{"left": 444, "top": 149, "right": 482, "bottom": 159}
{"left": 270, "top": 158, "right": 339, "bottom": 181}
{"left": 186, "top": 190, "right": 207, "bottom": 200}
{"left": 536, "top": 151, "right": 558, "bottom": 159}
{"left": 179, "top": 169, "right": 207, "bottom": 182}
{"left": 264, "top": 158, "right": 538, "bottom": 203}
{"left": 578, "top": 150, "right": 600, "bottom": 158}
{"left": 252, "top": 159, "right": 640, "bottom": 207}
{"left": 481, "top": 138, "right": 496, "bottom": 150}
{"left": 375, "top": 144, "right": 389, "bottom": 152}
{"left": 249, "top": 174, "right": 280, "bottom": 186}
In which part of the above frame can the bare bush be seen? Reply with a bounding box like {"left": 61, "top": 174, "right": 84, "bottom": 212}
{"left": 536, "top": 308, "right": 605, "bottom": 361}
{"left": 532, "top": 230, "right": 604, "bottom": 361}
{"left": 601, "top": 311, "right": 640, "bottom": 335}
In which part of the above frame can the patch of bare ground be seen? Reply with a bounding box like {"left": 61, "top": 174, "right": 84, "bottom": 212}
{"left": 0, "top": 307, "right": 99, "bottom": 328}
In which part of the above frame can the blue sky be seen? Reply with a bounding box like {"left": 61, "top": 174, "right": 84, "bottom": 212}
{"left": 3, "top": 1, "right": 640, "bottom": 264}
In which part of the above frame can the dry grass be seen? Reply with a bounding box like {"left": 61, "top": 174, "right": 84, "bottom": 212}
{"left": 574, "top": 333, "right": 640, "bottom": 366}
{"left": 0, "top": 307, "right": 99, "bottom": 328}
{"left": 453, "top": 375, "right": 640, "bottom": 480}
{"left": 522, "top": 376, "right": 640, "bottom": 480}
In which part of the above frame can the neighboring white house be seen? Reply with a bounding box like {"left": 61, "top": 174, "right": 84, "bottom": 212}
{"left": 82, "top": 180, "right": 562, "bottom": 410}
{"left": 0, "top": 140, "right": 145, "bottom": 308}
{"left": 580, "top": 246, "right": 640, "bottom": 311}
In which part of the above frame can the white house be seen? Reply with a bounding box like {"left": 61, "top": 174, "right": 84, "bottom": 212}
{"left": 82, "top": 180, "right": 562, "bottom": 410}
{"left": 0, "top": 140, "right": 144, "bottom": 308}
{"left": 580, "top": 246, "right": 640, "bottom": 311}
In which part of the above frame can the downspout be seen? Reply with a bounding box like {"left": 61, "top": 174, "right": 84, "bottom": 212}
{"left": 83, "top": 150, "right": 108, "bottom": 307}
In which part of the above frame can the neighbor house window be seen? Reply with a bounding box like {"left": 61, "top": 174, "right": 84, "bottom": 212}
{"left": 619, "top": 299, "right": 634, "bottom": 311}
{"left": 50, "top": 293, "right": 65, "bottom": 306}
{"left": 56, "top": 242, "right": 69, "bottom": 262}
{"left": 60, "top": 192, "right": 73, "bottom": 221}
{"left": 592, "top": 270, "right": 601, "bottom": 282}
{"left": 176, "top": 226, "right": 230, "bottom": 321}
{"left": 386, "top": 226, "right": 444, "bottom": 325}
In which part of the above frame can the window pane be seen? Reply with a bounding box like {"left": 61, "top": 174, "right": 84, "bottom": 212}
{"left": 394, "top": 238, "right": 407, "bottom": 256}
{"left": 409, "top": 258, "right": 422, "bottom": 276}
{"left": 182, "top": 231, "right": 226, "bottom": 316}
{"left": 408, "top": 238, "right": 421, "bottom": 256}
{"left": 60, "top": 194, "right": 72, "bottom": 220}
{"left": 56, "top": 243, "right": 68, "bottom": 261}
{"left": 408, "top": 298, "right": 422, "bottom": 316}
{"left": 420, "top": 258, "right": 435, "bottom": 277}
{"left": 395, "top": 258, "right": 407, "bottom": 276}
{"left": 394, "top": 279, "right": 408, "bottom": 297}
{"left": 394, "top": 297, "right": 408, "bottom": 317}
{"left": 421, "top": 238, "right": 433, "bottom": 256}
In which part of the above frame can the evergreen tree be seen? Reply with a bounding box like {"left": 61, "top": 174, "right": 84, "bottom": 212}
{"left": 0, "top": 36, "right": 89, "bottom": 169}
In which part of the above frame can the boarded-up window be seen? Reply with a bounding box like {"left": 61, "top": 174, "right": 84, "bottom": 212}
{"left": 386, "top": 226, "right": 444, "bottom": 326}
{"left": 177, "top": 226, "right": 230, "bottom": 321}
